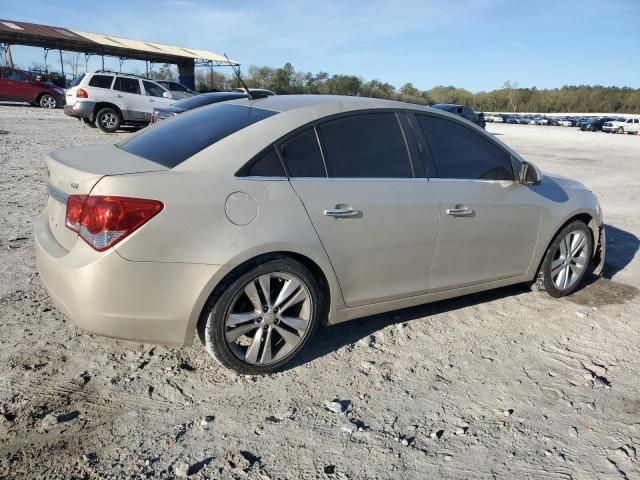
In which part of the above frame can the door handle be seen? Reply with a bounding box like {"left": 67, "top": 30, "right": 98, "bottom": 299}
{"left": 324, "top": 207, "right": 360, "bottom": 218}
{"left": 115, "top": 94, "right": 122, "bottom": 98}
{"left": 446, "top": 207, "right": 474, "bottom": 217}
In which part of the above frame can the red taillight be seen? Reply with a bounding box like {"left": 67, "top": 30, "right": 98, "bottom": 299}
{"left": 65, "top": 195, "right": 163, "bottom": 251}
{"left": 65, "top": 194, "right": 87, "bottom": 232}
{"left": 76, "top": 88, "right": 88, "bottom": 98}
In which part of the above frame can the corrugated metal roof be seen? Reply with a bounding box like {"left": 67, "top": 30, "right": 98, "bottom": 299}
{"left": 0, "top": 19, "right": 238, "bottom": 65}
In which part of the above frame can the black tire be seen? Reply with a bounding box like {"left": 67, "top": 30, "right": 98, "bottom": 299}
{"left": 81, "top": 117, "right": 97, "bottom": 128}
{"left": 617, "top": 127, "right": 623, "bottom": 134}
{"left": 39, "top": 94, "right": 57, "bottom": 109}
{"left": 198, "top": 258, "right": 322, "bottom": 375}
{"left": 95, "top": 107, "right": 121, "bottom": 133}
{"left": 532, "top": 220, "right": 593, "bottom": 298}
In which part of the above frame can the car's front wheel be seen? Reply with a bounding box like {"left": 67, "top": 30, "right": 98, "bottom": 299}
{"left": 96, "top": 107, "right": 121, "bottom": 133}
{"left": 533, "top": 220, "right": 593, "bottom": 297}
{"left": 199, "top": 258, "right": 321, "bottom": 375}
{"left": 617, "top": 127, "right": 624, "bottom": 134}
{"left": 39, "top": 94, "right": 57, "bottom": 109}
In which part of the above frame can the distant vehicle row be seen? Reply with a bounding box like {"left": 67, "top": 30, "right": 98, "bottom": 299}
{"left": 485, "top": 113, "right": 639, "bottom": 133}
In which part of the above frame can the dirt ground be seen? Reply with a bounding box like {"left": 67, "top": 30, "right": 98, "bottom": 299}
{"left": 0, "top": 104, "right": 638, "bottom": 480}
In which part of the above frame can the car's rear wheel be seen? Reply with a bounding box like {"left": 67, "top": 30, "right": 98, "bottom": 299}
{"left": 81, "top": 117, "right": 97, "bottom": 128}
{"left": 617, "top": 127, "right": 624, "bottom": 134}
{"left": 39, "top": 94, "right": 57, "bottom": 109}
{"left": 199, "top": 258, "right": 321, "bottom": 375}
{"left": 96, "top": 108, "right": 121, "bottom": 133}
{"left": 532, "top": 220, "right": 593, "bottom": 297}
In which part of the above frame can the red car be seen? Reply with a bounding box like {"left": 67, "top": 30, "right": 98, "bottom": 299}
{"left": 0, "top": 67, "right": 65, "bottom": 108}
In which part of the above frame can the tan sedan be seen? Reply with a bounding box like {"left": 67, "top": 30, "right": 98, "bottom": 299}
{"left": 35, "top": 95, "right": 605, "bottom": 374}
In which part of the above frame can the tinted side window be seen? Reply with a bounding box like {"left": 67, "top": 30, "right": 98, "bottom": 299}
{"left": 88, "top": 75, "right": 113, "bottom": 88}
{"left": 114, "top": 77, "right": 141, "bottom": 94}
{"left": 239, "top": 146, "right": 285, "bottom": 177}
{"left": 118, "top": 104, "right": 277, "bottom": 168}
{"left": 318, "top": 113, "right": 412, "bottom": 178}
{"left": 417, "top": 115, "right": 514, "bottom": 180}
{"left": 279, "top": 128, "right": 326, "bottom": 177}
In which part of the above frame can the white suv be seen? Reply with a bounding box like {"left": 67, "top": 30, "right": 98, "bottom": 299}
{"left": 602, "top": 118, "right": 640, "bottom": 134}
{"left": 64, "top": 71, "right": 176, "bottom": 133}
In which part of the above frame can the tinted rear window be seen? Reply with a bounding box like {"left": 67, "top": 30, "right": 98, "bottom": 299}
{"left": 88, "top": 74, "right": 113, "bottom": 88}
{"left": 71, "top": 73, "right": 86, "bottom": 87}
{"left": 118, "top": 104, "right": 277, "bottom": 168}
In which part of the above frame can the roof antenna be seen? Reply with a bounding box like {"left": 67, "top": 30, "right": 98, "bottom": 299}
{"left": 225, "top": 53, "right": 253, "bottom": 100}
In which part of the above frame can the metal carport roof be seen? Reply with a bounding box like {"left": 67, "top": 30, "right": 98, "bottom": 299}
{"left": 0, "top": 19, "right": 239, "bottom": 66}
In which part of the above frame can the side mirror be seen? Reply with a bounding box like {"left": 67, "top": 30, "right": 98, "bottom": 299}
{"left": 519, "top": 161, "right": 543, "bottom": 186}
{"left": 162, "top": 91, "right": 172, "bottom": 99}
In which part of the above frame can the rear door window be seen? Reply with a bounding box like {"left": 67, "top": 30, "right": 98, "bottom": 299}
{"left": 118, "top": 103, "right": 277, "bottom": 168}
{"left": 317, "top": 113, "right": 413, "bottom": 178}
{"left": 114, "top": 77, "right": 141, "bottom": 95}
{"left": 279, "top": 128, "right": 326, "bottom": 177}
{"left": 416, "top": 114, "right": 514, "bottom": 180}
{"left": 88, "top": 74, "right": 113, "bottom": 89}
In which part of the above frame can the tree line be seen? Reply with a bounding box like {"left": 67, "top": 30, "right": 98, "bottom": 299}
{"left": 187, "top": 62, "right": 640, "bottom": 114}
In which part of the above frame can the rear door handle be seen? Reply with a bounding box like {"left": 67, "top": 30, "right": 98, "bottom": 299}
{"left": 446, "top": 207, "right": 474, "bottom": 217}
{"left": 324, "top": 207, "right": 360, "bottom": 218}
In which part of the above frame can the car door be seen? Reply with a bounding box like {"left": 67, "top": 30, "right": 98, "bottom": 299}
{"left": 113, "top": 77, "right": 148, "bottom": 121}
{"left": 3, "top": 69, "right": 31, "bottom": 101}
{"left": 283, "top": 112, "right": 440, "bottom": 307}
{"left": 411, "top": 113, "right": 541, "bottom": 292}
{"left": 0, "top": 68, "right": 10, "bottom": 99}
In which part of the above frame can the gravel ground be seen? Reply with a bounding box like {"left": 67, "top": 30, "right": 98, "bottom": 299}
{"left": 0, "top": 104, "right": 638, "bottom": 480}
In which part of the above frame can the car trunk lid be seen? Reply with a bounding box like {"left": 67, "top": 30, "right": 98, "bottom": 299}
{"left": 46, "top": 144, "right": 167, "bottom": 251}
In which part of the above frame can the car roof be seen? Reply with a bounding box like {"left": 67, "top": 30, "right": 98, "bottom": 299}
{"left": 226, "top": 94, "right": 433, "bottom": 114}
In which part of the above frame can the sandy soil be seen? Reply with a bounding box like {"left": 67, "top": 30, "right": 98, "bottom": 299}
{"left": 0, "top": 104, "right": 638, "bottom": 479}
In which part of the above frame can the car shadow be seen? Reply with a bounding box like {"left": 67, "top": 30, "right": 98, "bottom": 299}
{"left": 292, "top": 284, "right": 528, "bottom": 370}
{"left": 292, "top": 223, "right": 637, "bottom": 369}
{"left": 601, "top": 224, "right": 639, "bottom": 279}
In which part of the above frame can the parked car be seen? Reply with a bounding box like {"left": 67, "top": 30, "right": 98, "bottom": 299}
{"left": 0, "top": 67, "right": 65, "bottom": 108}
{"left": 602, "top": 118, "right": 640, "bottom": 134}
{"left": 233, "top": 87, "right": 276, "bottom": 96}
{"left": 151, "top": 91, "right": 250, "bottom": 123}
{"left": 431, "top": 103, "right": 486, "bottom": 128}
{"left": 579, "top": 118, "right": 614, "bottom": 132}
{"left": 155, "top": 80, "right": 198, "bottom": 100}
{"left": 64, "top": 71, "right": 176, "bottom": 132}
{"left": 36, "top": 95, "right": 605, "bottom": 374}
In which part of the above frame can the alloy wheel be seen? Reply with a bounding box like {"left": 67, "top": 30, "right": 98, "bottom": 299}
{"left": 550, "top": 230, "right": 588, "bottom": 291}
{"left": 100, "top": 112, "right": 117, "bottom": 129}
{"left": 222, "top": 272, "right": 313, "bottom": 365}
{"left": 40, "top": 95, "right": 56, "bottom": 109}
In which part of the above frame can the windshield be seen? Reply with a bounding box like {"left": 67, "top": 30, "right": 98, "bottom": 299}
{"left": 118, "top": 103, "right": 277, "bottom": 168}
{"left": 71, "top": 74, "right": 86, "bottom": 87}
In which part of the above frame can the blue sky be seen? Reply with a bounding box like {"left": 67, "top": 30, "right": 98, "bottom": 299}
{"left": 2, "top": 0, "right": 639, "bottom": 92}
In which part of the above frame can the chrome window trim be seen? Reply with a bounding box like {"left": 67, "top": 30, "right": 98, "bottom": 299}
{"left": 47, "top": 182, "right": 69, "bottom": 204}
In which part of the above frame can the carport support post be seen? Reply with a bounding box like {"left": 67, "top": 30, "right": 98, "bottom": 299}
{"left": 236, "top": 64, "right": 241, "bottom": 88}
{"left": 59, "top": 49, "right": 65, "bottom": 84}
{"left": 177, "top": 60, "right": 195, "bottom": 90}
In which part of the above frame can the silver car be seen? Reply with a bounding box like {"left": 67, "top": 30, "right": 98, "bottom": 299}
{"left": 35, "top": 95, "right": 605, "bottom": 374}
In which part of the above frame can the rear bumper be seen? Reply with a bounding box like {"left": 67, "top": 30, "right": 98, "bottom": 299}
{"left": 34, "top": 209, "right": 220, "bottom": 347}
{"left": 64, "top": 101, "right": 95, "bottom": 119}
